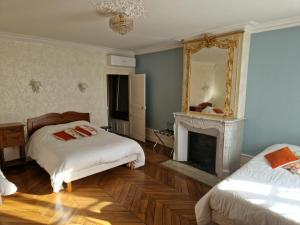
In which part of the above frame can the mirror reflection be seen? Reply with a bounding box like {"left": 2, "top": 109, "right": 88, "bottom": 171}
{"left": 189, "top": 47, "right": 227, "bottom": 115}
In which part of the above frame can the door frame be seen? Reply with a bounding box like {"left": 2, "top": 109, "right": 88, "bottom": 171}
{"left": 105, "top": 72, "right": 131, "bottom": 112}
{"left": 106, "top": 72, "right": 131, "bottom": 134}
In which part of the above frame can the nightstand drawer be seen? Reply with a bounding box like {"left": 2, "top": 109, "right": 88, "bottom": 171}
{"left": 0, "top": 122, "right": 25, "bottom": 169}
{"left": 2, "top": 127, "right": 24, "bottom": 147}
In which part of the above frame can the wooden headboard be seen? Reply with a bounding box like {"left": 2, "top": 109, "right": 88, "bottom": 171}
{"left": 27, "top": 111, "right": 90, "bottom": 137}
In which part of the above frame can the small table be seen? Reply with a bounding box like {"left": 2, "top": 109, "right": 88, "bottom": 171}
{"left": 0, "top": 123, "right": 25, "bottom": 169}
{"left": 153, "top": 129, "right": 174, "bottom": 157}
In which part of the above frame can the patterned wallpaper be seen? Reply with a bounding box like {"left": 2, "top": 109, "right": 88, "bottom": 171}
{"left": 0, "top": 38, "right": 134, "bottom": 160}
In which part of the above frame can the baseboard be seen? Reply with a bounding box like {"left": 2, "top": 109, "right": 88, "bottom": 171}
{"left": 240, "top": 153, "right": 253, "bottom": 166}
{"left": 146, "top": 128, "right": 253, "bottom": 166}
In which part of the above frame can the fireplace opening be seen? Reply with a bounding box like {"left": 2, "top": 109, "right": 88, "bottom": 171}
{"left": 186, "top": 131, "right": 217, "bottom": 174}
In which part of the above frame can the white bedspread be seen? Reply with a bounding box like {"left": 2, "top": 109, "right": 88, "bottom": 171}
{"left": 195, "top": 144, "right": 300, "bottom": 225}
{"left": 27, "top": 121, "right": 145, "bottom": 192}
{"left": 0, "top": 169, "right": 17, "bottom": 205}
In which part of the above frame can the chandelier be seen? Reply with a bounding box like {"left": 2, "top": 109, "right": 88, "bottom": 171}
{"left": 89, "top": 0, "right": 145, "bottom": 35}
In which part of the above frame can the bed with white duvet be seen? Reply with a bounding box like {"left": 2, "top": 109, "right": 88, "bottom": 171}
{"left": 0, "top": 169, "right": 17, "bottom": 205}
{"left": 195, "top": 144, "right": 300, "bottom": 225}
{"left": 27, "top": 120, "right": 145, "bottom": 192}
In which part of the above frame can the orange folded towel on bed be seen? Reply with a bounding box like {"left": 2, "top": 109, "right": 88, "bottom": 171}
{"left": 53, "top": 126, "right": 97, "bottom": 141}
{"left": 74, "top": 125, "right": 97, "bottom": 137}
{"left": 64, "top": 128, "right": 83, "bottom": 139}
{"left": 53, "top": 131, "right": 76, "bottom": 141}
{"left": 264, "top": 147, "right": 299, "bottom": 168}
{"left": 53, "top": 128, "right": 83, "bottom": 141}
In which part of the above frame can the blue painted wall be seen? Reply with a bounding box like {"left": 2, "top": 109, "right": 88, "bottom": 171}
{"left": 243, "top": 26, "right": 300, "bottom": 155}
{"left": 136, "top": 27, "right": 300, "bottom": 155}
{"left": 136, "top": 48, "right": 183, "bottom": 130}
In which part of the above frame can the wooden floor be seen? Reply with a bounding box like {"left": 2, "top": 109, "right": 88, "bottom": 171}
{"left": 0, "top": 142, "right": 211, "bottom": 225}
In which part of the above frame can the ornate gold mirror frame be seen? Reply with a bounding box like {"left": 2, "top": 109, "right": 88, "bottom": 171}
{"left": 183, "top": 34, "right": 237, "bottom": 117}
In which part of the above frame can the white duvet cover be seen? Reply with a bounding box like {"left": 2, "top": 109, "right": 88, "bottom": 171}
{"left": 195, "top": 144, "right": 300, "bottom": 225}
{"left": 0, "top": 169, "right": 17, "bottom": 205}
{"left": 27, "top": 121, "right": 145, "bottom": 192}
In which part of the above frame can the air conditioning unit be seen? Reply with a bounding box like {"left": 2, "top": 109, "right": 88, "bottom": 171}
{"left": 108, "top": 55, "right": 136, "bottom": 68}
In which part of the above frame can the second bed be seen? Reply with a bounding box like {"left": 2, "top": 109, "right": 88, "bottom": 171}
{"left": 26, "top": 112, "right": 145, "bottom": 192}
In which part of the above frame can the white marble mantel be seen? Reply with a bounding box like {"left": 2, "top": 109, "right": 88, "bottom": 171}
{"left": 173, "top": 112, "right": 244, "bottom": 178}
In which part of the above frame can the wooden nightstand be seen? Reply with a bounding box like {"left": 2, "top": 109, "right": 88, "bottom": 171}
{"left": 0, "top": 123, "right": 25, "bottom": 169}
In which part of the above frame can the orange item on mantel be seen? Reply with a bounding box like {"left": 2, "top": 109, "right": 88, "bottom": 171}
{"left": 264, "top": 147, "right": 299, "bottom": 169}
{"left": 53, "top": 131, "right": 75, "bottom": 141}
{"left": 213, "top": 108, "right": 224, "bottom": 114}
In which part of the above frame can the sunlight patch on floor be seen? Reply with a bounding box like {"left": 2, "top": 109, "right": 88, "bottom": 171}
{"left": 87, "top": 217, "right": 112, "bottom": 225}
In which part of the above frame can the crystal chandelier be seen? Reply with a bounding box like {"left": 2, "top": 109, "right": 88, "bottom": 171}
{"left": 89, "top": 0, "right": 145, "bottom": 35}
{"left": 109, "top": 14, "right": 133, "bottom": 35}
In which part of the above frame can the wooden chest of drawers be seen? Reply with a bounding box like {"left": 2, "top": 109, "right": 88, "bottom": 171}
{"left": 0, "top": 123, "right": 25, "bottom": 169}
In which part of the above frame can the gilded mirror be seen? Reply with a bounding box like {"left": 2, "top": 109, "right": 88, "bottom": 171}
{"left": 183, "top": 34, "right": 238, "bottom": 117}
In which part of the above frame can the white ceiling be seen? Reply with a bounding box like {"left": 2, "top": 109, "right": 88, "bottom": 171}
{"left": 0, "top": 0, "right": 300, "bottom": 51}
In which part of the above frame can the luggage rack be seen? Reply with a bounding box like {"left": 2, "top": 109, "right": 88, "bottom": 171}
{"left": 153, "top": 129, "right": 174, "bottom": 157}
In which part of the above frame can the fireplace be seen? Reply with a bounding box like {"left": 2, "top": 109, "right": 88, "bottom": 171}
{"left": 187, "top": 132, "right": 217, "bottom": 174}
{"left": 174, "top": 112, "right": 244, "bottom": 178}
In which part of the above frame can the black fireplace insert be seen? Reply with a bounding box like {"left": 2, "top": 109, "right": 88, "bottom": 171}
{"left": 186, "top": 131, "right": 217, "bottom": 174}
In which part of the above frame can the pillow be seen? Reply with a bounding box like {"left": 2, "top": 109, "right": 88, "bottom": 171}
{"left": 202, "top": 106, "right": 214, "bottom": 114}
{"left": 75, "top": 125, "right": 97, "bottom": 137}
{"left": 64, "top": 128, "right": 83, "bottom": 139}
{"left": 264, "top": 147, "right": 299, "bottom": 169}
{"left": 82, "top": 125, "right": 97, "bottom": 134}
{"left": 53, "top": 131, "right": 76, "bottom": 141}
{"left": 197, "top": 102, "right": 213, "bottom": 112}
{"left": 0, "top": 170, "right": 17, "bottom": 196}
{"left": 75, "top": 126, "right": 93, "bottom": 137}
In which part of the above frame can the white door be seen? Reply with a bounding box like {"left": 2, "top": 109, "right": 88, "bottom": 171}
{"left": 129, "top": 74, "right": 146, "bottom": 142}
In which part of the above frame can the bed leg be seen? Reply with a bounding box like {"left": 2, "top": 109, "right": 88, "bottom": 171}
{"left": 129, "top": 161, "right": 135, "bottom": 170}
{"left": 67, "top": 182, "right": 72, "bottom": 192}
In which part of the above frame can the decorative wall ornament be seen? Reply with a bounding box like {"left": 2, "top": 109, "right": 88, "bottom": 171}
{"left": 89, "top": 0, "right": 145, "bottom": 35}
{"left": 78, "top": 82, "right": 88, "bottom": 93}
{"left": 201, "top": 83, "right": 209, "bottom": 92}
{"left": 29, "top": 80, "right": 42, "bottom": 93}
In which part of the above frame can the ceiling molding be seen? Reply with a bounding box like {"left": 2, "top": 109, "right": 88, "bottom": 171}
{"left": 0, "top": 31, "right": 135, "bottom": 57}
{"left": 2, "top": 15, "right": 299, "bottom": 57}
{"left": 134, "top": 42, "right": 183, "bottom": 55}
{"left": 176, "top": 22, "right": 253, "bottom": 42}
{"left": 134, "top": 23, "right": 250, "bottom": 55}
{"left": 248, "top": 16, "right": 300, "bottom": 33}
{"left": 134, "top": 16, "right": 300, "bottom": 55}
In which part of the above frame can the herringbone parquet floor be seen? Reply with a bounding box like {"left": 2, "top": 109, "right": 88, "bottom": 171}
{"left": 0, "top": 142, "right": 211, "bottom": 225}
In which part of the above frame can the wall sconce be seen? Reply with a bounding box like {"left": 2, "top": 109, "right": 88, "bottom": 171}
{"left": 201, "top": 83, "right": 209, "bottom": 92}
{"left": 78, "top": 82, "right": 88, "bottom": 93}
{"left": 29, "top": 80, "right": 42, "bottom": 93}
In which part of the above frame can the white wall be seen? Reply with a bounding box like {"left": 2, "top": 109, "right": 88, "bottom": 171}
{"left": 0, "top": 36, "right": 134, "bottom": 160}
{"left": 213, "top": 63, "right": 226, "bottom": 108}
{"left": 190, "top": 61, "right": 226, "bottom": 109}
